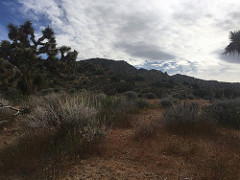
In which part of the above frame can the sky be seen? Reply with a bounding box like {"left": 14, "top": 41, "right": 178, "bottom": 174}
{"left": 1, "top": 0, "right": 240, "bottom": 82}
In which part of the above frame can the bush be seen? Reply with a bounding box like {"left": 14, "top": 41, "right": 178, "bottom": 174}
{"left": 193, "top": 89, "right": 212, "bottom": 99}
{"left": 172, "top": 93, "right": 186, "bottom": 100}
{"left": 94, "top": 94, "right": 135, "bottom": 127}
{"left": 187, "top": 94, "right": 195, "bottom": 100}
{"left": 133, "top": 116, "right": 158, "bottom": 139}
{"left": 135, "top": 98, "right": 149, "bottom": 109}
{"left": 202, "top": 99, "right": 240, "bottom": 129}
{"left": 162, "top": 103, "right": 199, "bottom": 126}
{"left": 161, "top": 103, "right": 214, "bottom": 135}
{"left": 160, "top": 98, "right": 173, "bottom": 108}
{"left": 124, "top": 91, "right": 138, "bottom": 100}
{"left": 145, "top": 93, "right": 157, "bottom": 99}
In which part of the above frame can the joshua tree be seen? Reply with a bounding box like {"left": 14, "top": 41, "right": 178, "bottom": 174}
{"left": 59, "top": 45, "right": 71, "bottom": 62}
{"left": 0, "top": 20, "right": 78, "bottom": 95}
{"left": 224, "top": 30, "right": 240, "bottom": 55}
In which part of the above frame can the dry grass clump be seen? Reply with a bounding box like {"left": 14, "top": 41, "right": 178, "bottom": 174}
{"left": 23, "top": 93, "right": 98, "bottom": 131}
{"left": 133, "top": 116, "right": 158, "bottom": 140}
{"left": 22, "top": 92, "right": 140, "bottom": 128}
{"left": 162, "top": 138, "right": 199, "bottom": 157}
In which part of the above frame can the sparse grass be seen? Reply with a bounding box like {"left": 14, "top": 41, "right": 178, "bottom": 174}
{"left": 194, "top": 146, "right": 240, "bottom": 180}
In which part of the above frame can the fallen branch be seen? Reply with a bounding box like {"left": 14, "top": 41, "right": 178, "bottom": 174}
{"left": 0, "top": 102, "right": 24, "bottom": 116}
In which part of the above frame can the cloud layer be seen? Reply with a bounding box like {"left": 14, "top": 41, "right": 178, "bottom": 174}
{"left": 3, "top": 0, "right": 240, "bottom": 82}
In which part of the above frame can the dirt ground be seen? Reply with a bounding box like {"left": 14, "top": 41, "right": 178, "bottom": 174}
{"left": 1, "top": 99, "right": 240, "bottom": 180}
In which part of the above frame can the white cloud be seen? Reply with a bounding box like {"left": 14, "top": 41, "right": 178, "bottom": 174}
{"left": 16, "top": 0, "right": 240, "bottom": 82}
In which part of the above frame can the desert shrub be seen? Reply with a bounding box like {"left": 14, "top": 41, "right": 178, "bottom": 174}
{"left": 23, "top": 95, "right": 97, "bottom": 130}
{"left": 161, "top": 103, "right": 214, "bottom": 135}
{"left": 187, "top": 94, "right": 195, "bottom": 100}
{"left": 124, "top": 91, "right": 138, "bottom": 100}
{"left": 114, "top": 82, "right": 134, "bottom": 93}
{"left": 193, "top": 89, "right": 212, "bottom": 99}
{"left": 19, "top": 93, "right": 105, "bottom": 155}
{"left": 0, "top": 93, "right": 110, "bottom": 177}
{"left": 24, "top": 92, "right": 138, "bottom": 129}
{"left": 172, "top": 93, "right": 186, "bottom": 100}
{"left": 94, "top": 94, "right": 135, "bottom": 127}
{"left": 135, "top": 98, "right": 149, "bottom": 109}
{"left": 145, "top": 93, "right": 157, "bottom": 99}
{"left": 202, "top": 99, "right": 240, "bottom": 129}
{"left": 0, "top": 92, "right": 145, "bottom": 176}
{"left": 162, "top": 103, "right": 199, "bottom": 126}
{"left": 133, "top": 116, "right": 158, "bottom": 139}
{"left": 160, "top": 98, "right": 173, "bottom": 108}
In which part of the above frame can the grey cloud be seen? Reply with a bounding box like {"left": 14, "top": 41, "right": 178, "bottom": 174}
{"left": 117, "top": 14, "right": 160, "bottom": 40}
{"left": 171, "top": 1, "right": 209, "bottom": 25}
{"left": 215, "top": 49, "right": 240, "bottom": 64}
{"left": 114, "top": 42, "right": 175, "bottom": 60}
{"left": 219, "top": 53, "right": 240, "bottom": 64}
{"left": 214, "top": 11, "right": 240, "bottom": 30}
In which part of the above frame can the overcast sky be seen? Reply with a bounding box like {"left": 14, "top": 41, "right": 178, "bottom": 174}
{"left": 1, "top": 0, "right": 240, "bottom": 82}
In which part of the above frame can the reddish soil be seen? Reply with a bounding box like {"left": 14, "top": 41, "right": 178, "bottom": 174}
{"left": 1, "top": 100, "right": 240, "bottom": 180}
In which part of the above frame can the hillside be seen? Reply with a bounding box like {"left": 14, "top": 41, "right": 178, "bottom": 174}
{"left": 80, "top": 58, "right": 240, "bottom": 99}
{"left": 2, "top": 55, "right": 240, "bottom": 99}
{"left": 85, "top": 58, "right": 240, "bottom": 89}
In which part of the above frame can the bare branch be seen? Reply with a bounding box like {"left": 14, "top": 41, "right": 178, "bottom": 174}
{"left": 0, "top": 102, "right": 24, "bottom": 116}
